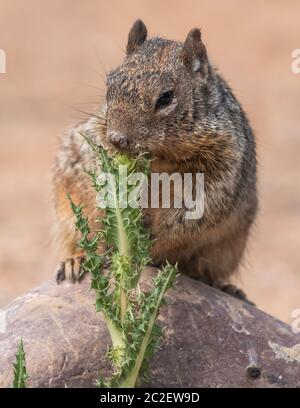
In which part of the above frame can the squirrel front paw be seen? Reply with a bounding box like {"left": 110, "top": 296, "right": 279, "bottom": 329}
{"left": 56, "top": 255, "right": 86, "bottom": 284}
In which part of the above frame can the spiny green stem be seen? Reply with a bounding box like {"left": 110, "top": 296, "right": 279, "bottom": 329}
{"left": 104, "top": 313, "right": 125, "bottom": 349}
{"left": 119, "top": 265, "right": 176, "bottom": 387}
{"left": 113, "top": 187, "right": 129, "bottom": 323}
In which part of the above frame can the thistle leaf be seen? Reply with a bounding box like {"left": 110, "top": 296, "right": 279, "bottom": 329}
{"left": 13, "top": 339, "right": 28, "bottom": 388}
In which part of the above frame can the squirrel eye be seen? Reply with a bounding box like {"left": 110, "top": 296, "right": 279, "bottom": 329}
{"left": 155, "top": 90, "right": 174, "bottom": 110}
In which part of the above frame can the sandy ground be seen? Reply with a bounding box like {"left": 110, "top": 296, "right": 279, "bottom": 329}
{"left": 0, "top": 0, "right": 299, "bottom": 324}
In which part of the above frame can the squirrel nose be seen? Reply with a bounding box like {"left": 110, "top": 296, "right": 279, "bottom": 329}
{"left": 108, "top": 130, "right": 129, "bottom": 149}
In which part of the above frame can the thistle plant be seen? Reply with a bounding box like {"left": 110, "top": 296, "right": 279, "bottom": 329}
{"left": 13, "top": 339, "right": 28, "bottom": 388}
{"left": 70, "top": 135, "right": 177, "bottom": 387}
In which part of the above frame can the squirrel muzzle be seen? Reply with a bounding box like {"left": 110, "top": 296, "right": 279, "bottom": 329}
{"left": 108, "top": 130, "right": 130, "bottom": 150}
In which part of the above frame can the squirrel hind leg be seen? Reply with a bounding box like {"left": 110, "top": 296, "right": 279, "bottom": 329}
{"left": 179, "top": 241, "right": 255, "bottom": 305}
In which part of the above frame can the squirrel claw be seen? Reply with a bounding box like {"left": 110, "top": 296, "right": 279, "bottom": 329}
{"left": 213, "top": 280, "right": 255, "bottom": 306}
{"left": 56, "top": 256, "right": 86, "bottom": 284}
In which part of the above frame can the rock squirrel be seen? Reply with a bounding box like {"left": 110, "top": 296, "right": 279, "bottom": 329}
{"left": 53, "top": 20, "right": 257, "bottom": 301}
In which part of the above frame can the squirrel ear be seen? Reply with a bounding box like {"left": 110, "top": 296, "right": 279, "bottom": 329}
{"left": 127, "top": 20, "right": 148, "bottom": 55}
{"left": 181, "top": 28, "right": 207, "bottom": 74}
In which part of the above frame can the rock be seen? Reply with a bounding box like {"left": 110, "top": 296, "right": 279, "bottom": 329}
{"left": 0, "top": 267, "right": 299, "bottom": 387}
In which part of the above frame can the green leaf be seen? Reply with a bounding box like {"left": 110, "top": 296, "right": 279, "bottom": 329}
{"left": 13, "top": 339, "right": 28, "bottom": 388}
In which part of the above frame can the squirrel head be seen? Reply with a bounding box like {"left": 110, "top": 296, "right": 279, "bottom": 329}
{"left": 104, "top": 20, "right": 211, "bottom": 161}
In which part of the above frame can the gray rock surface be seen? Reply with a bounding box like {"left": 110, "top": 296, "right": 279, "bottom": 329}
{"left": 0, "top": 268, "right": 299, "bottom": 387}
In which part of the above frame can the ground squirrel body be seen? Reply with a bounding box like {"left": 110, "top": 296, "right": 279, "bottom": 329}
{"left": 53, "top": 21, "right": 257, "bottom": 299}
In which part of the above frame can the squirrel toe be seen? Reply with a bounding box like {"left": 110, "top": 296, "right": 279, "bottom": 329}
{"left": 56, "top": 256, "right": 86, "bottom": 284}
{"left": 213, "top": 280, "right": 255, "bottom": 306}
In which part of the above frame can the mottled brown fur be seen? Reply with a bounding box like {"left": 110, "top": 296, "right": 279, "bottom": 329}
{"left": 53, "top": 21, "right": 257, "bottom": 297}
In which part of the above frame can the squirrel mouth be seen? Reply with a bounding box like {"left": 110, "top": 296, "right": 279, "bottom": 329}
{"left": 117, "top": 145, "right": 151, "bottom": 160}
{"left": 107, "top": 130, "right": 153, "bottom": 157}
{"left": 110, "top": 140, "right": 151, "bottom": 157}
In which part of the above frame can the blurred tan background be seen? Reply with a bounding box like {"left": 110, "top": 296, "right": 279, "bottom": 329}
{"left": 0, "top": 0, "right": 299, "bottom": 324}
